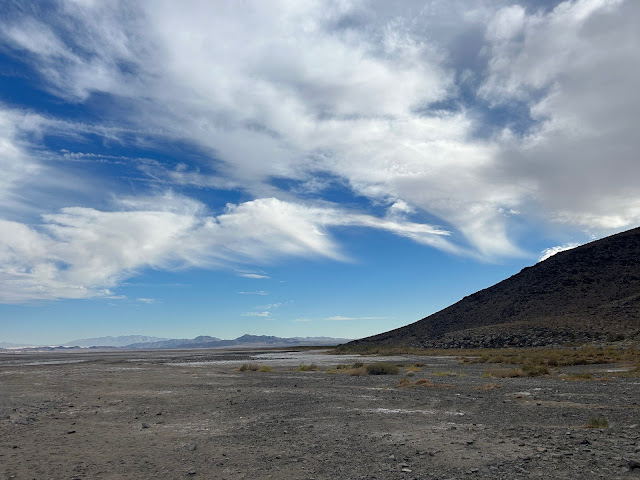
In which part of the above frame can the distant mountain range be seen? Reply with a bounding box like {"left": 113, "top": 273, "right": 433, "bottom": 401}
{"left": 64, "top": 335, "right": 169, "bottom": 347}
{"left": 0, "top": 334, "right": 351, "bottom": 351}
{"left": 348, "top": 226, "right": 640, "bottom": 349}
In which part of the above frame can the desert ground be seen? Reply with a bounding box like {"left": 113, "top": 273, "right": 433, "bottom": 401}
{"left": 1, "top": 349, "right": 639, "bottom": 480}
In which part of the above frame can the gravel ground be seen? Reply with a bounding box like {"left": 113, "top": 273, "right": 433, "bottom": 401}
{"left": 1, "top": 349, "right": 639, "bottom": 480}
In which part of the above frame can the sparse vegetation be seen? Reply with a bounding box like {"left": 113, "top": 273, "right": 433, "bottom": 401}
{"left": 476, "top": 383, "right": 502, "bottom": 390}
{"left": 395, "top": 378, "right": 412, "bottom": 387}
{"left": 396, "top": 377, "right": 454, "bottom": 388}
{"left": 347, "top": 366, "right": 368, "bottom": 376}
{"left": 563, "top": 372, "right": 594, "bottom": 381}
{"left": 483, "top": 367, "right": 524, "bottom": 378}
{"left": 433, "top": 370, "right": 458, "bottom": 377}
{"left": 297, "top": 363, "right": 320, "bottom": 371}
{"left": 365, "top": 362, "right": 399, "bottom": 375}
{"left": 333, "top": 345, "right": 640, "bottom": 369}
{"left": 521, "top": 364, "right": 550, "bottom": 376}
{"left": 414, "top": 378, "right": 433, "bottom": 386}
{"left": 236, "top": 363, "right": 271, "bottom": 372}
{"left": 482, "top": 364, "right": 550, "bottom": 378}
{"left": 462, "top": 345, "right": 640, "bottom": 368}
{"left": 586, "top": 417, "right": 609, "bottom": 429}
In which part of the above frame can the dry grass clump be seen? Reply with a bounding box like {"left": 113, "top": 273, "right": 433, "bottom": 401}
{"left": 586, "top": 417, "right": 609, "bottom": 428}
{"left": 476, "top": 383, "right": 502, "bottom": 390}
{"left": 396, "top": 377, "right": 453, "bottom": 388}
{"left": 236, "top": 363, "right": 271, "bottom": 372}
{"left": 297, "top": 363, "right": 320, "bottom": 371}
{"left": 414, "top": 378, "right": 433, "bottom": 386}
{"left": 396, "top": 378, "right": 413, "bottom": 387}
{"left": 521, "top": 364, "right": 551, "bottom": 376}
{"left": 433, "top": 370, "right": 458, "bottom": 377}
{"left": 347, "top": 367, "right": 368, "bottom": 376}
{"left": 482, "top": 367, "right": 524, "bottom": 378}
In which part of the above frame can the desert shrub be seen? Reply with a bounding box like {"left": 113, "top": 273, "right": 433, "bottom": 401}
{"left": 297, "top": 363, "right": 319, "bottom": 371}
{"left": 347, "top": 367, "right": 368, "bottom": 376}
{"left": 586, "top": 417, "right": 609, "bottom": 428}
{"left": 396, "top": 378, "right": 412, "bottom": 387}
{"left": 336, "top": 364, "right": 350, "bottom": 370}
{"left": 236, "top": 363, "right": 262, "bottom": 372}
{"left": 257, "top": 365, "right": 272, "bottom": 372}
{"left": 522, "top": 364, "right": 550, "bottom": 377}
{"left": 365, "top": 362, "right": 399, "bottom": 375}
{"left": 352, "top": 361, "right": 364, "bottom": 368}
{"left": 483, "top": 367, "right": 524, "bottom": 378}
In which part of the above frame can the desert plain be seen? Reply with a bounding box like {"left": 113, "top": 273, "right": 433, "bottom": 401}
{"left": 1, "top": 348, "right": 639, "bottom": 480}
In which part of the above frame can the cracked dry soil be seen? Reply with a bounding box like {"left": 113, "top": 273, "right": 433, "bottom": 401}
{"left": 1, "top": 349, "right": 639, "bottom": 479}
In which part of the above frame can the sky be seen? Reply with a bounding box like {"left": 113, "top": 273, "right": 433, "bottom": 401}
{"left": 1, "top": 0, "right": 639, "bottom": 345}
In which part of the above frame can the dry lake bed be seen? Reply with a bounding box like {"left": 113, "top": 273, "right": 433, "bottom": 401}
{"left": 1, "top": 349, "right": 639, "bottom": 479}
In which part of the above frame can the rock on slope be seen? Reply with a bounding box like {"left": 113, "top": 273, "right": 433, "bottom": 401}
{"left": 349, "top": 226, "right": 640, "bottom": 349}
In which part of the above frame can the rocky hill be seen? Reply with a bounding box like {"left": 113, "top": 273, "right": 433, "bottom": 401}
{"left": 348, "top": 227, "right": 640, "bottom": 349}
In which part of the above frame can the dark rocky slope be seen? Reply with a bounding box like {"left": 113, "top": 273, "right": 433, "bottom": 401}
{"left": 349, "top": 227, "right": 640, "bottom": 348}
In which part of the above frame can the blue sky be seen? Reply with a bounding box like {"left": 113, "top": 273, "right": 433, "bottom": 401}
{"left": 1, "top": 0, "right": 639, "bottom": 345}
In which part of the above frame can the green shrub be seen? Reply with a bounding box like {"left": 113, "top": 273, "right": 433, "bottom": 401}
{"left": 586, "top": 417, "right": 609, "bottom": 428}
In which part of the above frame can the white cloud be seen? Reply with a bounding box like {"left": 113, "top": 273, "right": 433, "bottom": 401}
{"left": 242, "top": 311, "right": 270, "bottom": 317}
{"left": 0, "top": 195, "right": 455, "bottom": 302}
{"left": 538, "top": 242, "right": 581, "bottom": 262}
{"left": 238, "top": 273, "right": 271, "bottom": 280}
{"left": 483, "top": 0, "right": 640, "bottom": 233}
{"left": 237, "top": 291, "right": 268, "bottom": 296}
{"left": 0, "top": 0, "right": 639, "bottom": 299}
{"left": 136, "top": 297, "right": 155, "bottom": 304}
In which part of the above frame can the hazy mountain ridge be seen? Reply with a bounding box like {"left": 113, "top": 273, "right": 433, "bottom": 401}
{"left": 1, "top": 335, "right": 351, "bottom": 352}
{"left": 349, "top": 226, "right": 640, "bottom": 349}
{"left": 124, "top": 334, "right": 350, "bottom": 350}
{"left": 64, "top": 335, "right": 169, "bottom": 347}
